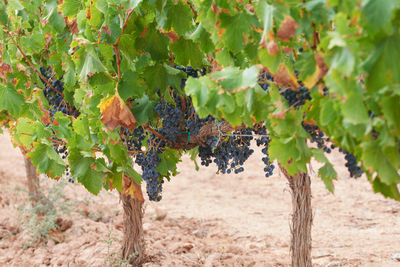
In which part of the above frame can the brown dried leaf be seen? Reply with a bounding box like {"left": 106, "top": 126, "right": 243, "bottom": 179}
{"left": 99, "top": 95, "right": 137, "bottom": 131}
{"left": 277, "top": 16, "right": 298, "bottom": 42}
{"left": 267, "top": 40, "right": 279, "bottom": 55}
{"left": 163, "top": 30, "right": 178, "bottom": 43}
{"left": 64, "top": 17, "right": 78, "bottom": 35}
{"left": 0, "top": 62, "right": 12, "bottom": 80}
{"left": 314, "top": 52, "right": 328, "bottom": 81}
{"left": 273, "top": 63, "right": 299, "bottom": 90}
{"left": 123, "top": 174, "right": 144, "bottom": 203}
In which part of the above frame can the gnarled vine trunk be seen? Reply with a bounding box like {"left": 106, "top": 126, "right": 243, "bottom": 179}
{"left": 280, "top": 165, "right": 313, "bottom": 267}
{"left": 23, "top": 155, "right": 54, "bottom": 214}
{"left": 23, "top": 156, "right": 41, "bottom": 203}
{"left": 120, "top": 191, "right": 145, "bottom": 266}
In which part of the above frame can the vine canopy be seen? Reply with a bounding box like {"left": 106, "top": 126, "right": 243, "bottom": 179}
{"left": 0, "top": 0, "right": 399, "bottom": 200}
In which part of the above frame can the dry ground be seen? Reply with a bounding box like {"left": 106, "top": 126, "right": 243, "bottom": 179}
{"left": 0, "top": 132, "right": 399, "bottom": 267}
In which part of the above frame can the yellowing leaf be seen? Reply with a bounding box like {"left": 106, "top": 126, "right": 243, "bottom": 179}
{"left": 303, "top": 66, "right": 321, "bottom": 88}
{"left": 123, "top": 174, "right": 144, "bottom": 203}
{"left": 273, "top": 63, "right": 299, "bottom": 90}
{"left": 98, "top": 94, "right": 137, "bottom": 131}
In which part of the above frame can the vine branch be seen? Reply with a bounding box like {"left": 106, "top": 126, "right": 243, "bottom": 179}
{"left": 114, "top": 8, "right": 134, "bottom": 80}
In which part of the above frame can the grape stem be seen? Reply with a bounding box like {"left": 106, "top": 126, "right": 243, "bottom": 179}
{"left": 143, "top": 123, "right": 167, "bottom": 142}
{"left": 19, "top": 132, "right": 66, "bottom": 145}
{"left": 113, "top": 8, "right": 134, "bottom": 80}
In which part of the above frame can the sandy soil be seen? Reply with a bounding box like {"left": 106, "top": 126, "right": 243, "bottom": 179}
{"left": 0, "top": 132, "right": 399, "bottom": 267}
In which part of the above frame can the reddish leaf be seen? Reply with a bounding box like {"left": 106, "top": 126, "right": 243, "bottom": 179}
{"left": 64, "top": 17, "right": 78, "bottom": 34}
{"left": 314, "top": 52, "right": 328, "bottom": 81}
{"left": 163, "top": 30, "right": 178, "bottom": 43}
{"left": 277, "top": 16, "right": 298, "bottom": 42}
{"left": 99, "top": 95, "right": 137, "bottom": 131}
{"left": 267, "top": 40, "right": 279, "bottom": 55}
{"left": 0, "top": 62, "right": 12, "bottom": 81}
{"left": 123, "top": 174, "right": 144, "bottom": 203}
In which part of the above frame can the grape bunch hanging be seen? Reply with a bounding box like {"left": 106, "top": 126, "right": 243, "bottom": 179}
{"left": 260, "top": 69, "right": 363, "bottom": 178}
{"left": 39, "top": 67, "right": 78, "bottom": 182}
{"left": 37, "top": 65, "right": 363, "bottom": 202}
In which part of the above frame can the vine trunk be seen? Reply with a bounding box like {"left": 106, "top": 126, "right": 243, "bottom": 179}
{"left": 280, "top": 165, "right": 313, "bottom": 267}
{"left": 120, "top": 192, "right": 145, "bottom": 266}
{"left": 23, "top": 155, "right": 41, "bottom": 203}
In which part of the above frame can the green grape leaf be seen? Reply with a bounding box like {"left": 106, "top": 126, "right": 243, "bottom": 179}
{"left": 119, "top": 34, "right": 138, "bottom": 58}
{"left": 79, "top": 49, "right": 107, "bottom": 81}
{"left": 0, "top": 83, "right": 24, "bottom": 117}
{"left": 219, "top": 12, "right": 252, "bottom": 53}
{"left": 340, "top": 84, "right": 369, "bottom": 124}
{"left": 255, "top": 0, "right": 274, "bottom": 43}
{"left": 189, "top": 23, "right": 215, "bottom": 53}
{"left": 364, "top": 35, "right": 400, "bottom": 92}
{"left": 8, "top": 0, "right": 24, "bottom": 11}
{"left": 21, "top": 31, "right": 46, "bottom": 55}
{"left": 381, "top": 95, "right": 400, "bottom": 134}
{"left": 52, "top": 112, "right": 72, "bottom": 139}
{"left": 27, "top": 143, "right": 67, "bottom": 178}
{"left": 362, "top": 141, "right": 400, "bottom": 185}
{"left": 69, "top": 151, "right": 105, "bottom": 195}
{"left": 361, "top": 0, "right": 398, "bottom": 35}
{"left": 170, "top": 38, "right": 203, "bottom": 68}
{"left": 372, "top": 178, "right": 400, "bottom": 201}
{"left": 211, "top": 66, "right": 259, "bottom": 92}
{"left": 131, "top": 95, "right": 155, "bottom": 124}
{"left": 118, "top": 71, "right": 142, "bottom": 100}
{"left": 73, "top": 115, "right": 91, "bottom": 139}
{"left": 45, "top": 1, "right": 66, "bottom": 32}
{"left": 59, "top": 0, "right": 82, "bottom": 18}
{"left": 312, "top": 148, "right": 336, "bottom": 193}
{"left": 135, "top": 25, "right": 169, "bottom": 60}
{"left": 185, "top": 76, "right": 213, "bottom": 107}
{"left": 157, "top": 148, "right": 181, "bottom": 177}
{"left": 64, "top": 67, "right": 76, "bottom": 90}
{"left": 163, "top": 2, "right": 193, "bottom": 36}
{"left": 13, "top": 118, "right": 49, "bottom": 151}
{"left": 319, "top": 99, "right": 337, "bottom": 126}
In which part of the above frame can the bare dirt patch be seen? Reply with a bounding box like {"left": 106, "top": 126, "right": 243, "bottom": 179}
{"left": 0, "top": 132, "right": 399, "bottom": 266}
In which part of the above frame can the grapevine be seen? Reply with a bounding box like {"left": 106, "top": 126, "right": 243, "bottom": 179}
{"left": 0, "top": 0, "right": 399, "bottom": 265}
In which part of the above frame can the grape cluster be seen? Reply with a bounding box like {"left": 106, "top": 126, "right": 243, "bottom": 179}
{"left": 302, "top": 123, "right": 332, "bottom": 153}
{"left": 198, "top": 127, "right": 275, "bottom": 177}
{"left": 121, "top": 127, "right": 146, "bottom": 152}
{"left": 254, "top": 126, "right": 275, "bottom": 177}
{"left": 259, "top": 71, "right": 273, "bottom": 93}
{"left": 175, "top": 66, "right": 206, "bottom": 79}
{"left": 135, "top": 135, "right": 165, "bottom": 201}
{"left": 323, "top": 87, "right": 328, "bottom": 96}
{"left": 280, "top": 86, "right": 312, "bottom": 108}
{"left": 213, "top": 129, "right": 254, "bottom": 174}
{"left": 258, "top": 70, "right": 312, "bottom": 108}
{"left": 302, "top": 123, "right": 363, "bottom": 178}
{"left": 154, "top": 100, "right": 183, "bottom": 144}
{"left": 339, "top": 148, "right": 363, "bottom": 178}
{"left": 49, "top": 135, "right": 73, "bottom": 182}
{"left": 39, "top": 67, "right": 78, "bottom": 182}
{"left": 132, "top": 66, "right": 210, "bottom": 201}
{"left": 40, "top": 67, "right": 79, "bottom": 117}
